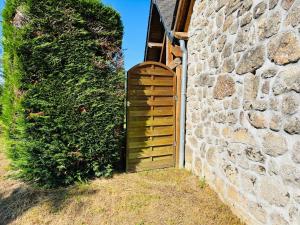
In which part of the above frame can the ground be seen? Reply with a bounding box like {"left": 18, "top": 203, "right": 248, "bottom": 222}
{"left": 0, "top": 139, "right": 243, "bottom": 225}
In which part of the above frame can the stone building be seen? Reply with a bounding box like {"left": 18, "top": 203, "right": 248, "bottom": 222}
{"left": 140, "top": 0, "right": 300, "bottom": 224}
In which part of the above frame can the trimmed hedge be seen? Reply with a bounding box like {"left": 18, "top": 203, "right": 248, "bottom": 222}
{"left": 2, "top": 0, "right": 125, "bottom": 187}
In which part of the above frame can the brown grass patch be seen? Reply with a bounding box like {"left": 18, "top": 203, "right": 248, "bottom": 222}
{"left": 0, "top": 141, "right": 243, "bottom": 225}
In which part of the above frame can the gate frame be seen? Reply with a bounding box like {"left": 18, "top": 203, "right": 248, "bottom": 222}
{"left": 126, "top": 61, "right": 180, "bottom": 172}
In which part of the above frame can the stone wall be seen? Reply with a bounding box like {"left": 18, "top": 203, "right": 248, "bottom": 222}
{"left": 186, "top": 0, "right": 300, "bottom": 224}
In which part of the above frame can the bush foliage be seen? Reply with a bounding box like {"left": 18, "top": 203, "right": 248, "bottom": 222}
{"left": 2, "top": 0, "right": 125, "bottom": 187}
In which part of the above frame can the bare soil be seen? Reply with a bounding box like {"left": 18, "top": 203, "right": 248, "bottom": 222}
{"left": 0, "top": 141, "right": 243, "bottom": 225}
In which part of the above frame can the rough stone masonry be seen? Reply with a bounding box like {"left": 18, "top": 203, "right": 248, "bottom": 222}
{"left": 186, "top": 0, "right": 300, "bottom": 224}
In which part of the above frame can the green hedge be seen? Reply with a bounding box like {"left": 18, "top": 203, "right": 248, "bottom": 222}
{"left": 2, "top": 0, "right": 125, "bottom": 187}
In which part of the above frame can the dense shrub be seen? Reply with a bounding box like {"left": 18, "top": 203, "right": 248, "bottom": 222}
{"left": 1, "top": 0, "right": 125, "bottom": 187}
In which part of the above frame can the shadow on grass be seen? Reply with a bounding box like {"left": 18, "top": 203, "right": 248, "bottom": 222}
{"left": 0, "top": 183, "right": 98, "bottom": 225}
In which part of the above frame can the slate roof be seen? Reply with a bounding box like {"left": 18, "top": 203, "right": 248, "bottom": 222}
{"left": 153, "top": 0, "right": 178, "bottom": 33}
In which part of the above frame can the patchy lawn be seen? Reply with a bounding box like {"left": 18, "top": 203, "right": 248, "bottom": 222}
{"left": 0, "top": 142, "right": 243, "bottom": 225}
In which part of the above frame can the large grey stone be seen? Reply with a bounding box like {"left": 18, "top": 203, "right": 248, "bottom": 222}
{"left": 225, "top": 0, "right": 242, "bottom": 16}
{"left": 261, "top": 68, "right": 277, "bottom": 78}
{"left": 269, "top": 0, "right": 279, "bottom": 9}
{"left": 270, "top": 98, "right": 280, "bottom": 111}
{"left": 240, "top": 171, "right": 256, "bottom": 193}
{"left": 292, "top": 141, "right": 300, "bottom": 164}
{"left": 245, "top": 146, "right": 265, "bottom": 163}
{"left": 258, "top": 177, "right": 290, "bottom": 206}
{"left": 262, "top": 132, "right": 288, "bottom": 156}
{"left": 208, "top": 55, "right": 219, "bottom": 69}
{"left": 236, "top": 45, "right": 265, "bottom": 74}
{"left": 261, "top": 80, "right": 270, "bottom": 94}
{"left": 270, "top": 113, "right": 282, "bottom": 131}
{"left": 251, "top": 164, "right": 266, "bottom": 175}
{"left": 268, "top": 159, "right": 280, "bottom": 175}
{"left": 280, "top": 164, "right": 300, "bottom": 188}
{"left": 223, "top": 164, "right": 239, "bottom": 185}
{"left": 234, "top": 27, "right": 255, "bottom": 53}
{"left": 230, "top": 128, "right": 256, "bottom": 145}
{"left": 231, "top": 97, "right": 240, "bottom": 109}
{"left": 281, "top": 0, "right": 295, "bottom": 10}
{"left": 248, "top": 111, "right": 267, "bottom": 129}
{"left": 194, "top": 125, "right": 204, "bottom": 139}
{"left": 223, "top": 15, "right": 233, "bottom": 31}
{"left": 206, "top": 147, "right": 218, "bottom": 166}
{"left": 213, "top": 75, "right": 236, "bottom": 100}
{"left": 222, "top": 57, "right": 235, "bottom": 72}
{"left": 284, "top": 116, "right": 300, "bottom": 134}
{"left": 240, "top": 12, "right": 252, "bottom": 27}
{"left": 195, "top": 73, "right": 215, "bottom": 87}
{"left": 248, "top": 202, "right": 267, "bottom": 223}
{"left": 237, "top": 0, "right": 253, "bottom": 17}
{"left": 214, "top": 112, "right": 227, "bottom": 123}
{"left": 270, "top": 213, "right": 289, "bottom": 225}
{"left": 216, "top": 11, "right": 224, "bottom": 28}
{"left": 244, "top": 73, "right": 259, "bottom": 100}
{"left": 268, "top": 32, "right": 300, "bottom": 65}
{"left": 227, "top": 112, "right": 238, "bottom": 124}
{"left": 253, "top": 2, "right": 267, "bottom": 19}
{"left": 258, "top": 11, "right": 281, "bottom": 39}
{"left": 252, "top": 100, "right": 268, "bottom": 111}
{"left": 222, "top": 43, "right": 232, "bottom": 58}
{"left": 216, "top": 0, "right": 227, "bottom": 11}
{"left": 217, "top": 35, "right": 227, "bottom": 52}
{"left": 273, "top": 66, "right": 300, "bottom": 95}
{"left": 244, "top": 100, "right": 268, "bottom": 111}
{"left": 282, "top": 93, "right": 299, "bottom": 115}
{"left": 285, "top": 2, "right": 300, "bottom": 27}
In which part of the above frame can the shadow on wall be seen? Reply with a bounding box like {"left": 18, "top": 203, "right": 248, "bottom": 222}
{"left": 0, "top": 184, "right": 98, "bottom": 225}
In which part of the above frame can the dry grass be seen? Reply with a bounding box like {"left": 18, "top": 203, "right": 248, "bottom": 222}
{"left": 0, "top": 142, "right": 243, "bottom": 225}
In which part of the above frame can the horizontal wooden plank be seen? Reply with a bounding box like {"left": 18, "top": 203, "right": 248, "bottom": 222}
{"left": 174, "top": 32, "right": 189, "bottom": 40}
{"left": 128, "top": 90, "right": 173, "bottom": 96}
{"left": 128, "top": 146, "right": 174, "bottom": 160}
{"left": 129, "top": 100, "right": 174, "bottom": 107}
{"left": 127, "top": 157, "right": 174, "bottom": 172}
{"left": 128, "top": 79, "right": 173, "bottom": 86}
{"left": 127, "top": 137, "right": 174, "bottom": 148}
{"left": 128, "top": 118, "right": 174, "bottom": 127}
{"left": 127, "top": 126, "right": 174, "bottom": 137}
{"left": 148, "top": 42, "right": 163, "bottom": 48}
{"left": 129, "top": 68, "right": 174, "bottom": 77}
{"left": 129, "top": 109, "right": 173, "bottom": 117}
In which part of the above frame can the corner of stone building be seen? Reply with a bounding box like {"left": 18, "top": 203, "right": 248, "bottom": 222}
{"left": 185, "top": 0, "right": 300, "bottom": 224}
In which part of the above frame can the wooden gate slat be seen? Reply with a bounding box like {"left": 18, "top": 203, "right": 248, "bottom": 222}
{"left": 128, "top": 147, "right": 173, "bottom": 159}
{"left": 129, "top": 110, "right": 173, "bottom": 117}
{"left": 129, "top": 100, "right": 174, "bottom": 106}
{"left": 127, "top": 137, "right": 174, "bottom": 149}
{"left": 128, "top": 90, "right": 173, "bottom": 96}
{"left": 127, "top": 127, "right": 174, "bottom": 137}
{"left": 126, "top": 62, "right": 176, "bottom": 172}
{"left": 128, "top": 79, "right": 173, "bottom": 86}
{"left": 128, "top": 118, "right": 174, "bottom": 127}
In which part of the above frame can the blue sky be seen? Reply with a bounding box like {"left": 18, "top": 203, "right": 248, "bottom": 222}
{"left": 102, "top": 0, "right": 150, "bottom": 70}
{"left": 0, "top": 0, "right": 150, "bottom": 71}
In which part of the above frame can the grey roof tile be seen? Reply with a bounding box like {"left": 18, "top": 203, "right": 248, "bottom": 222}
{"left": 154, "top": 0, "right": 177, "bottom": 32}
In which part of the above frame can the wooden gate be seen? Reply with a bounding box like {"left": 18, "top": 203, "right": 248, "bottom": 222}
{"left": 126, "top": 62, "right": 177, "bottom": 172}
